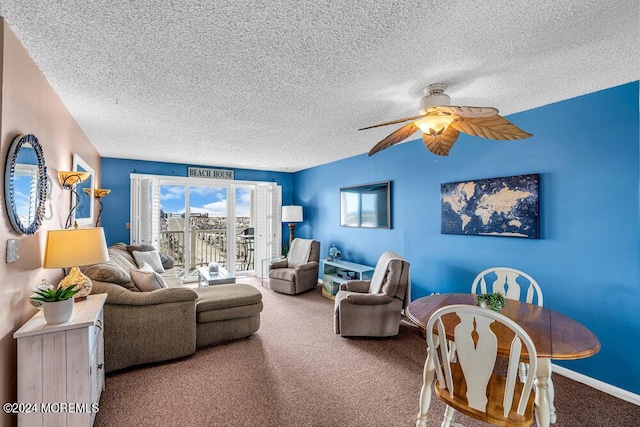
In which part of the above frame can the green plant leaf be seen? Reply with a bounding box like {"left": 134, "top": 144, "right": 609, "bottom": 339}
{"left": 475, "top": 292, "right": 506, "bottom": 312}
{"left": 30, "top": 285, "right": 80, "bottom": 302}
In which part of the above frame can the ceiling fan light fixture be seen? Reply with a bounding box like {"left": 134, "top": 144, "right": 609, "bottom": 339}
{"left": 415, "top": 115, "right": 455, "bottom": 134}
{"left": 363, "top": 82, "right": 533, "bottom": 158}
{"left": 418, "top": 83, "right": 450, "bottom": 114}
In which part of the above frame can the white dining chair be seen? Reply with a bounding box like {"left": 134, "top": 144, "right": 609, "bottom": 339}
{"left": 470, "top": 267, "right": 556, "bottom": 422}
{"left": 471, "top": 267, "right": 543, "bottom": 307}
{"left": 423, "top": 304, "right": 538, "bottom": 427}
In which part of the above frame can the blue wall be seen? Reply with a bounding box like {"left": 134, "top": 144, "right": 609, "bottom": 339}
{"left": 99, "top": 158, "right": 294, "bottom": 245}
{"left": 293, "top": 82, "right": 640, "bottom": 393}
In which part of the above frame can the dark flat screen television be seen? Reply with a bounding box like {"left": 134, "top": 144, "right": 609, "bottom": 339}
{"left": 340, "top": 181, "right": 391, "bottom": 228}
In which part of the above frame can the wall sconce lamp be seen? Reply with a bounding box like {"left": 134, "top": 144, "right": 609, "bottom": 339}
{"left": 85, "top": 188, "right": 111, "bottom": 226}
{"left": 282, "top": 205, "right": 303, "bottom": 245}
{"left": 58, "top": 171, "right": 90, "bottom": 229}
{"left": 43, "top": 227, "right": 109, "bottom": 300}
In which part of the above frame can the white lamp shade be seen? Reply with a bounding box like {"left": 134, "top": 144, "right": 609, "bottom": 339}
{"left": 282, "top": 205, "right": 303, "bottom": 223}
{"left": 43, "top": 227, "right": 109, "bottom": 268}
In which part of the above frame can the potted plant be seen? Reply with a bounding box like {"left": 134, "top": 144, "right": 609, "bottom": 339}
{"left": 475, "top": 292, "right": 506, "bottom": 313}
{"left": 30, "top": 286, "right": 79, "bottom": 324}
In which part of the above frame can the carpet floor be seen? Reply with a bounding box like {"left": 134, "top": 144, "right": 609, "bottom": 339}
{"left": 94, "top": 278, "right": 639, "bottom": 426}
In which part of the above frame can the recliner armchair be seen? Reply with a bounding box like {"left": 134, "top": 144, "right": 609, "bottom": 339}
{"left": 334, "top": 251, "right": 410, "bottom": 337}
{"left": 268, "top": 238, "right": 320, "bottom": 295}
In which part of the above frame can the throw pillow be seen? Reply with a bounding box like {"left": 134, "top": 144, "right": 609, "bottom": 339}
{"left": 132, "top": 250, "right": 165, "bottom": 273}
{"left": 126, "top": 244, "right": 174, "bottom": 269}
{"left": 137, "top": 261, "right": 155, "bottom": 273}
{"left": 129, "top": 268, "right": 167, "bottom": 292}
{"left": 81, "top": 260, "right": 133, "bottom": 287}
{"left": 161, "top": 255, "right": 175, "bottom": 270}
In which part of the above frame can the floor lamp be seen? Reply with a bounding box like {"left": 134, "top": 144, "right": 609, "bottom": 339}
{"left": 282, "top": 205, "right": 303, "bottom": 245}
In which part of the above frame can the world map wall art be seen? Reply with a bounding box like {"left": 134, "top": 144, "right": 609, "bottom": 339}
{"left": 441, "top": 174, "right": 540, "bottom": 239}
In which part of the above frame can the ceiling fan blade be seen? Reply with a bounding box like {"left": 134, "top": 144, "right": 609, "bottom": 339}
{"left": 432, "top": 105, "right": 499, "bottom": 118}
{"left": 368, "top": 122, "right": 420, "bottom": 156}
{"left": 358, "top": 114, "right": 425, "bottom": 131}
{"left": 450, "top": 115, "right": 533, "bottom": 140}
{"left": 422, "top": 127, "right": 460, "bottom": 156}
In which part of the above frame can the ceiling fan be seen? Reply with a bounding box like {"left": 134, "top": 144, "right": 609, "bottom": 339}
{"left": 360, "top": 83, "right": 533, "bottom": 157}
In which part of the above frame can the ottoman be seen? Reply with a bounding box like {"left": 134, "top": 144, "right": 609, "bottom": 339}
{"left": 194, "top": 284, "right": 263, "bottom": 349}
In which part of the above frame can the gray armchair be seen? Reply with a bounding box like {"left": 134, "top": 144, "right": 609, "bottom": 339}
{"left": 269, "top": 238, "right": 320, "bottom": 295}
{"left": 334, "top": 251, "right": 410, "bottom": 337}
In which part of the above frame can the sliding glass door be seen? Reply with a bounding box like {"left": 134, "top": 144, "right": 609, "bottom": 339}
{"left": 131, "top": 174, "right": 280, "bottom": 281}
{"left": 158, "top": 184, "right": 187, "bottom": 275}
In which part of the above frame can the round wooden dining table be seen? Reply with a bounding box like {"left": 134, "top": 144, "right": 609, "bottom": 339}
{"left": 406, "top": 293, "right": 600, "bottom": 427}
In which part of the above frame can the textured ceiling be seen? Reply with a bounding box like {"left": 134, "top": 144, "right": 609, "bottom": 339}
{"left": 1, "top": 1, "right": 638, "bottom": 172}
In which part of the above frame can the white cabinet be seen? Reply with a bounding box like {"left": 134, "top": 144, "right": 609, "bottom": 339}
{"left": 13, "top": 294, "right": 107, "bottom": 427}
{"left": 321, "top": 259, "right": 375, "bottom": 299}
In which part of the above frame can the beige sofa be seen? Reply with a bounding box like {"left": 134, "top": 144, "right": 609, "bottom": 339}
{"left": 84, "top": 243, "right": 262, "bottom": 373}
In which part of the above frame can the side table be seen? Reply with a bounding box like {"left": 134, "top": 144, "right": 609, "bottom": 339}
{"left": 13, "top": 293, "right": 107, "bottom": 427}
{"left": 197, "top": 266, "right": 236, "bottom": 287}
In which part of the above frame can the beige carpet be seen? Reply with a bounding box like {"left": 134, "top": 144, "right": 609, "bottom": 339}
{"left": 95, "top": 278, "right": 639, "bottom": 426}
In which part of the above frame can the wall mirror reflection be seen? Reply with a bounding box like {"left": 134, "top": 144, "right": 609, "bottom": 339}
{"left": 4, "top": 134, "right": 48, "bottom": 234}
{"left": 72, "top": 154, "right": 94, "bottom": 226}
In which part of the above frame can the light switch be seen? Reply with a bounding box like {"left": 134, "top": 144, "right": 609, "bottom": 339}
{"left": 6, "top": 239, "right": 19, "bottom": 263}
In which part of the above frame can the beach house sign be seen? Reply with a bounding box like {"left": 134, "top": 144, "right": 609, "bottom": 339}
{"left": 188, "top": 167, "right": 234, "bottom": 180}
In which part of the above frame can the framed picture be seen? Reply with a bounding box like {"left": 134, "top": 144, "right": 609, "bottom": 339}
{"left": 441, "top": 174, "right": 539, "bottom": 239}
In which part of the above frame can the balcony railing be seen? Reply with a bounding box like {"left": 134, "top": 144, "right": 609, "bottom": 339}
{"left": 159, "top": 228, "right": 254, "bottom": 276}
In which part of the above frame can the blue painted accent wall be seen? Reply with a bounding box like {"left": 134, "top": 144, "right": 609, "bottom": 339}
{"left": 293, "top": 82, "right": 640, "bottom": 393}
{"left": 99, "top": 158, "right": 293, "bottom": 246}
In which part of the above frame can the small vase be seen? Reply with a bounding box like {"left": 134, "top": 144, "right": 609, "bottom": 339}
{"left": 42, "top": 299, "right": 74, "bottom": 324}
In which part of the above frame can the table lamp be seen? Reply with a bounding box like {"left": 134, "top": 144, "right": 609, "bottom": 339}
{"left": 282, "top": 205, "right": 303, "bottom": 245}
{"left": 43, "top": 227, "right": 109, "bottom": 300}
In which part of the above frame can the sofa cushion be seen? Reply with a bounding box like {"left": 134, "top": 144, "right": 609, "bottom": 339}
{"left": 81, "top": 244, "right": 140, "bottom": 291}
{"left": 195, "top": 284, "right": 262, "bottom": 312}
{"left": 197, "top": 302, "right": 263, "bottom": 323}
{"left": 132, "top": 250, "right": 165, "bottom": 273}
{"left": 109, "top": 243, "right": 139, "bottom": 270}
{"left": 130, "top": 268, "right": 167, "bottom": 292}
{"left": 160, "top": 269, "right": 183, "bottom": 288}
{"left": 195, "top": 284, "right": 263, "bottom": 324}
{"left": 126, "top": 244, "right": 175, "bottom": 269}
{"left": 82, "top": 260, "right": 136, "bottom": 290}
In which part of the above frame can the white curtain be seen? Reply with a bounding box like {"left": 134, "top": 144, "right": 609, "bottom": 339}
{"left": 130, "top": 175, "right": 160, "bottom": 246}
{"left": 254, "top": 184, "right": 281, "bottom": 276}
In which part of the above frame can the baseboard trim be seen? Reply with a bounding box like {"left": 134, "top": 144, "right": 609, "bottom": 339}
{"left": 551, "top": 363, "right": 640, "bottom": 406}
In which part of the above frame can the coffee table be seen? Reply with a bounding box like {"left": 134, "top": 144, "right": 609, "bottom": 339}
{"left": 196, "top": 266, "right": 236, "bottom": 287}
